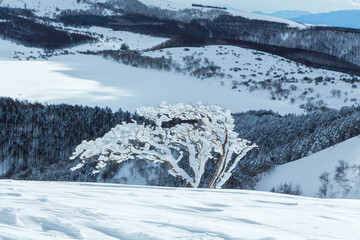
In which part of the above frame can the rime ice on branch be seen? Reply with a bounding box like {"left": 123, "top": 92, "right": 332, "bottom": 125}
{"left": 70, "top": 103, "right": 256, "bottom": 188}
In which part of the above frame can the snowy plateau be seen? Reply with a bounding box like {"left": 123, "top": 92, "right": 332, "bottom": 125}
{"left": 1, "top": 0, "right": 360, "bottom": 239}
{"left": 1, "top": 180, "right": 360, "bottom": 240}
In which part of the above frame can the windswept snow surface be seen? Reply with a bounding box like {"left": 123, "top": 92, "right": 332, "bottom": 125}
{"left": 256, "top": 136, "right": 360, "bottom": 199}
{"left": 1, "top": 180, "right": 360, "bottom": 240}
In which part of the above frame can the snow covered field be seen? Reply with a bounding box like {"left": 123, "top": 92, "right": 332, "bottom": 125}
{"left": 0, "top": 53, "right": 299, "bottom": 113}
{"left": 0, "top": 38, "right": 302, "bottom": 114}
{"left": 145, "top": 45, "right": 360, "bottom": 111}
{"left": 145, "top": 45, "right": 352, "bottom": 83}
{"left": 1, "top": 35, "right": 359, "bottom": 114}
{"left": 256, "top": 136, "right": 360, "bottom": 199}
{"left": 1, "top": 180, "right": 360, "bottom": 240}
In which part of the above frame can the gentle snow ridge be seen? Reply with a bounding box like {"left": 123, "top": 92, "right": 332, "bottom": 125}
{"left": 137, "top": 0, "right": 306, "bottom": 28}
{"left": 256, "top": 136, "right": 360, "bottom": 199}
{"left": 1, "top": 180, "right": 360, "bottom": 239}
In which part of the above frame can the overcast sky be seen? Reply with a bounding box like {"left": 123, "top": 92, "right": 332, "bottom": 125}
{"left": 209, "top": 0, "right": 360, "bottom": 13}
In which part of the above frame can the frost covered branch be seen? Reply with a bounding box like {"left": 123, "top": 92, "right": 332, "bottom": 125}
{"left": 70, "top": 103, "right": 256, "bottom": 188}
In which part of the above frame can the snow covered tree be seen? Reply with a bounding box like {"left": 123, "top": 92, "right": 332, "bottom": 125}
{"left": 70, "top": 103, "right": 256, "bottom": 189}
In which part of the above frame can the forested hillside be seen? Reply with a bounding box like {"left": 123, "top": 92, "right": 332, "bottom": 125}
{"left": 0, "top": 98, "right": 132, "bottom": 175}
{"left": 53, "top": 3, "right": 360, "bottom": 70}
{"left": 2, "top": 98, "right": 360, "bottom": 189}
{"left": 0, "top": 7, "right": 94, "bottom": 49}
{"left": 2, "top": 1, "right": 360, "bottom": 73}
{"left": 228, "top": 108, "right": 360, "bottom": 188}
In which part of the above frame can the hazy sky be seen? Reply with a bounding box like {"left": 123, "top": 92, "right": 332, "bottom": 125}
{"left": 209, "top": 0, "right": 360, "bottom": 13}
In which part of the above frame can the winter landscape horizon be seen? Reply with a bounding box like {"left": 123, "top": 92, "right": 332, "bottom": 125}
{"left": 1, "top": 0, "right": 360, "bottom": 239}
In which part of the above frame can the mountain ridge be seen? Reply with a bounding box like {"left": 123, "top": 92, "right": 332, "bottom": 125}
{"left": 291, "top": 10, "right": 360, "bottom": 29}
{"left": 253, "top": 10, "right": 312, "bottom": 19}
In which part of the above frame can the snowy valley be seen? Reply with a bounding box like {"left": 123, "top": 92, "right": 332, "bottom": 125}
{"left": 1, "top": 0, "right": 360, "bottom": 239}
{"left": 0, "top": 0, "right": 359, "bottom": 113}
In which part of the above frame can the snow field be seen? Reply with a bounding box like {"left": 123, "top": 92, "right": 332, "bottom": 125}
{"left": 1, "top": 180, "right": 360, "bottom": 239}
{"left": 145, "top": 45, "right": 360, "bottom": 110}
{"left": 0, "top": 0, "right": 94, "bottom": 17}
{"left": 0, "top": 38, "right": 303, "bottom": 114}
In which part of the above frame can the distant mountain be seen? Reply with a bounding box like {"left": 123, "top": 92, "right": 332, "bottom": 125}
{"left": 253, "top": 10, "right": 312, "bottom": 19}
{"left": 291, "top": 10, "right": 360, "bottom": 29}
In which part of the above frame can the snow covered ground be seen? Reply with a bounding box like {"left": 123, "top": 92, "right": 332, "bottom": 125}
{"left": 51, "top": 25, "right": 169, "bottom": 52}
{"left": 145, "top": 46, "right": 352, "bottom": 83}
{"left": 1, "top": 37, "right": 359, "bottom": 113}
{"left": 0, "top": 53, "right": 299, "bottom": 114}
{"left": 1, "top": 0, "right": 356, "bottom": 113}
{"left": 0, "top": 38, "right": 303, "bottom": 114}
{"left": 136, "top": 0, "right": 306, "bottom": 28}
{"left": 0, "top": 0, "right": 108, "bottom": 17}
{"left": 1, "top": 180, "right": 360, "bottom": 240}
{"left": 256, "top": 136, "right": 360, "bottom": 199}
{"left": 145, "top": 45, "right": 360, "bottom": 110}
{"left": 2, "top": 27, "right": 360, "bottom": 113}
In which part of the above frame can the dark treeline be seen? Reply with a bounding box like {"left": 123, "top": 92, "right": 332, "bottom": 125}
{"left": 0, "top": 97, "right": 132, "bottom": 177}
{"left": 225, "top": 107, "right": 360, "bottom": 188}
{"left": 56, "top": 11, "right": 360, "bottom": 74}
{"left": 2, "top": 98, "right": 360, "bottom": 189}
{"left": 0, "top": 7, "right": 94, "bottom": 49}
{"left": 81, "top": 49, "right": 223, "bottom": 79}
{"left": 191, "top": 4, "right": 227, "bottom": 10}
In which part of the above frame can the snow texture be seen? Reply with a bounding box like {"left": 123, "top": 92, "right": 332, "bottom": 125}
{"left": 1, "top": 180, "right": 360, "bottom": 240}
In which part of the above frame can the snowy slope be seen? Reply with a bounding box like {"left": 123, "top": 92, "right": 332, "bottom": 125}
{"left": 0, "top": 38, "right": 304, "bottom": 114}
{"left": 256, "top": 136, "right": 360, "bottom": 199}
{"left": 1, "top": 0, "right": 96, "bottom": 17}
{"left": 58, "top": 26, "right": 169, "bottom": 51}
{"left": 1, "top": 36, "right": 359, "bottom": 114}
{"left": 0, "top": 0, "right": 305, "bottom": 28}
{"left": 0, "top": 1, "right": 357, "bottom": 113}
{"left": 145, "top": 45, "right": 360, "bottom": 111}
{"left": 137, "top": 0, "right": 306, "bottom": 28}
{"left": 1, "top": 180, "right": 360, "bottom": 240}
{"left": 0, "top": 52, "right": 300, "bottom": 114}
